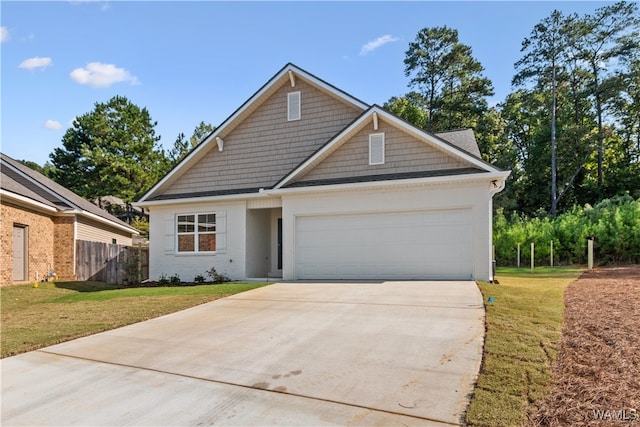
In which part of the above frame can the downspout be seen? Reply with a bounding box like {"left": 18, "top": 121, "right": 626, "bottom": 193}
{"left": 488, "top": 177, "right": 507, "bottom": 283}
{"left": 73, "top": 216, "right": 78, "bottom": 279}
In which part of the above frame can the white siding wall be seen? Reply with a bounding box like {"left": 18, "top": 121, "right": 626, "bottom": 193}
{"left": 76, "top": 216, "right": 133, "bottom": 246}
{"left": 148, "top": 201, "right": 247, "bottom": 282}
{"left": 281, "top": 180, "right": 493, "bottom": 281}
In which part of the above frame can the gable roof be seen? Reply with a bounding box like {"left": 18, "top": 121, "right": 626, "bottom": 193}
{"left": 1, "top": 153, "right": 139, "bottom": 235}
{"left": 434, "top": 128, "right": 482, "bottom": 157}
{"left": 138, "top": 63, "right": 369, "bottom": 203}
{"left": 136, "top": 64, "right": 504, "bottom": 205}
{"left": 274, "top": 106, "right": 500, "bottom": 189}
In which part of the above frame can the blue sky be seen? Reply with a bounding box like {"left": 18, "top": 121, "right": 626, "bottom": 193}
{"left": 2, "top": 1, "right": 610, "bottom": 165}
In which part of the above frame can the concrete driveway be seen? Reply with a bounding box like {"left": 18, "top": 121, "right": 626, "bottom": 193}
{"left": 1, "top": 281, "right": 484, "bottom": 426}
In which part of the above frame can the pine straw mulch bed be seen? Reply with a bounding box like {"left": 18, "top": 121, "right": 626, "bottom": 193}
{"left": 532, "top": 265, "right": 640, "bottom": 426}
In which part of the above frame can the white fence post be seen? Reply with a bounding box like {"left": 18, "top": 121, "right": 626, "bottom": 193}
{"left": 588, "top": 239, "right": 594, "bottom": 270}
{"left": 550, "top": 240, "right": 554, "bottom": 267}
{"left": 531, "top": 243, "right": 535, "bottom": 271}
{"left": 517, "top": 243, "right": 521, "bottom": 268}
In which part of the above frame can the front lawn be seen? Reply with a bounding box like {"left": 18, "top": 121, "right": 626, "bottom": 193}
{"left": 1, "top": 281, "right": 270, "bottom": 358}
{"left": 465, "top": 267, "right": 583, "bottom": 426}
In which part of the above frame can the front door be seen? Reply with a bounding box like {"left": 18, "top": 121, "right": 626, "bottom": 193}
{"left": 277, "top": 218, "right": 283, "bottom": 270}
{"left": 12, "top": 225, "right": 27, "bottom": 281}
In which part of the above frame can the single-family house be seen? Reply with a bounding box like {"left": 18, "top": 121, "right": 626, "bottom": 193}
{"left": 1, "top": 153, "right": 140, "bottom": 285}
{"left": 136, "top": 64, "right": 509, "bottom": 282}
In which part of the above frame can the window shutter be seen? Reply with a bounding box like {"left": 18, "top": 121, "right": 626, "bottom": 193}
{"left": 288, "top": 91, "right": 301, "bottom": 121}
{"left": 216, "top": 210, "right": 227, "bottom": 254}
{"left": 369, "top": 133, "right": 385, "bottom": 165}
{"left": 164, "top": 218, "right": 175, "bottom": 253}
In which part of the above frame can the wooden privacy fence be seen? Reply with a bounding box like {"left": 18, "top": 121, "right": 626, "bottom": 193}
{"left": 76, "top": 240, "right": 149, "bottom": 284}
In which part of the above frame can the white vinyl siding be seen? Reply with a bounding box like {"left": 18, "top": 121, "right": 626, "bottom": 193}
{"left": 369, "top": 133, "right": 385, "bottom": 165}
{"left": 76, "top": 216, "right": 133, "bottom": 245}
{"left": 288, "top": 91, "right": 301, "bottom": 121}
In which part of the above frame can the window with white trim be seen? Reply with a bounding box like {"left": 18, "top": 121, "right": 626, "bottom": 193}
{"left": 177, "top": 213, "right": 216, "bottom": 252}
{"left": 288, "top": 91, "right": 301, "bottom": 121}
{"left": 369, "top": 133, "right": 385, "bottom": 165}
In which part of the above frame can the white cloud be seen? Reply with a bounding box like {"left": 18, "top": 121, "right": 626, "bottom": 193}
{"left": 68, "top": 1, "right": 110, "bottom": 12}
{"left": 360, "top": 34, "right": 399, "bottom": 56}
{"left": 1, "top": 26, "right": 10, "bottom": 43}
{"left": 70, "top": 62, "right": 139, "bottom": 88}
{"left": 19, "top": 56, "right": 53, "bottom": 70}
{"left": 45, "top": 120, "right": 63, "bottom": 130}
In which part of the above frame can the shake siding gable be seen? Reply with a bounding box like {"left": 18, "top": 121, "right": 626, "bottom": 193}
{"left": 297, "top": 120, "right": 472, "bottom": 183}
{"left": 160, "top": 79, "right": 363, "bottom": 197}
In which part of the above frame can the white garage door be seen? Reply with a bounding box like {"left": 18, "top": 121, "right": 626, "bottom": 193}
{"left": 295, "top": 209, "right": 472, "bottom": 280}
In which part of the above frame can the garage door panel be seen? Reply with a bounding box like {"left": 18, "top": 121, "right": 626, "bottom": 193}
{"left": 295, "top": 210, "right": 473, "bottom": 280}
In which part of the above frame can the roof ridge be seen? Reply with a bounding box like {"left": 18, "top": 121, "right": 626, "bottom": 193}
{"left": 1, "top": 153, "right": 77, "bottom": 208}
{"left": 433, "top": 128, "right": 474, "bottom": 134}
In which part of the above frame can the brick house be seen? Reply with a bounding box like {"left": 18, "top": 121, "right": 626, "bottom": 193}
{"left": 1, "top": 153, "right": 139, "bottom": 285}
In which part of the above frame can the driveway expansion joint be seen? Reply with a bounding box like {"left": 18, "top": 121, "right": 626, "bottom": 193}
{"left": 36, "top": 349, "right": 460, "bottom": 426}
{"left": 229, "top": 297, "right": 483, "bottom": 310}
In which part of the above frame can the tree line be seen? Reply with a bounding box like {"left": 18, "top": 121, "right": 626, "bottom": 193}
{"left": 386, "top": 1, "right": 639, "bottom": 218}
{"left": 22, "top": 2, "right": 638, "bottom": 225}
{"left": 23, "top": 95, "right": 213, "bottom": 205}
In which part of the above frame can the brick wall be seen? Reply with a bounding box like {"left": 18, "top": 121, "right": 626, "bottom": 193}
{"left": 53, "top": 216, "right": 76, "bottom": 280}
{"left": 1, "top": 202, "right": 56, "bottom": 285}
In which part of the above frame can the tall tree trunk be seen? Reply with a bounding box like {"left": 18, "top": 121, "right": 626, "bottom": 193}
{"left": 594, "top": 68, "right": 604, "bottom": 189}
{"left": 427, "top": 82, "right": 436, "bottom": 132}
{"left": 551, "top": 62, "right": 558, "bottom": 217}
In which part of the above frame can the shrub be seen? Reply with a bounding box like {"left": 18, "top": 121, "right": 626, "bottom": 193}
{"left": 194, "top": 274, "right": 206, "bottom": 284}
{"left": 169, "top": 274, "right": 181, "bottom": 285}
{"left": 123, "top": 249, "right": 142, "bottom": 284}
{"left": 206, "top": 267, "right": 231, "bottom": 284}
{"left": 494, "top": 197, "right": 640, "bottom": 266}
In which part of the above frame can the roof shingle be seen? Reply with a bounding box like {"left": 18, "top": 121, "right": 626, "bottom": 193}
{"left": 1, "top": 153, "right": 138, "bottom": 233}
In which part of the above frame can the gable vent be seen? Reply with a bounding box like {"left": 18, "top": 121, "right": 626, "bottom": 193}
{"left": 369, "top": 133, "right": 385, "bottom": 165}
{"left": 288, "top": 91, "right": 301, "bottom": 121}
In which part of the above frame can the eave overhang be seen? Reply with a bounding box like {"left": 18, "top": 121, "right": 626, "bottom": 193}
{"left": 1, "top": 189, "right": 139, "bottom": 235}
{"left": 0, "top": 189, "right": 59, "bottom": 213}
{"left": 265, "top": 170, "right": 511, "bottom": 196}
{"left": 133, "top": 190, "right": 271, "bottom": 208}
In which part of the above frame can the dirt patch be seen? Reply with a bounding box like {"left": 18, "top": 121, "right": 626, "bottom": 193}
{"left": 532, "top": 266, "right": 640, "bottom": 426}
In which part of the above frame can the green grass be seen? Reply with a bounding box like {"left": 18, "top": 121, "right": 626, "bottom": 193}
{"left": 465, "top": 267, "right": 583, "bottom": 427}
{"left": 1, "top": 281, "right": 270, "bottom": 358}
